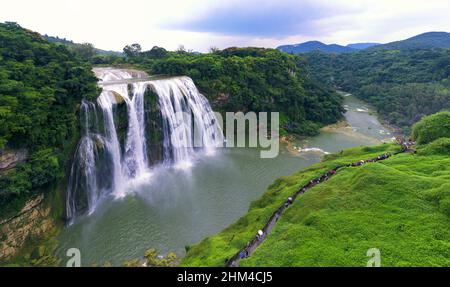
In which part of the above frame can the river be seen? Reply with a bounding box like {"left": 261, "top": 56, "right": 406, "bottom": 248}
{"left": 56, "top": 93, "right": 393, "bottom": 266}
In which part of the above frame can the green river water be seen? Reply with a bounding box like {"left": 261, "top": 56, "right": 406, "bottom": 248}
{"left": 56, "top": 94, "right": 393, "bottom": 266}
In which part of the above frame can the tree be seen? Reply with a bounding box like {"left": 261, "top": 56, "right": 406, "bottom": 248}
{"left": 143, "top": 46, "right": 168, "bottom": 59}
{"left": 412, "top": 111, "right": 450, "bottom": 144}
{"left": 209, "top": 46, "right": 220, "bottom": 53}
{"left": 123, "top": 43, "right": 142, "bottom": 58}
{"left": 0, "top": 22, "right": 98, "bottom": 208}
{"left": 71, "top": 43, "right": 96, "bottom": 61}
{"left": 176, "top": 44, "right": 187, "bottom": 54}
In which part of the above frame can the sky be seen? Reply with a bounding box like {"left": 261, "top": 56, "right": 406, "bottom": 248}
{"left": 1, "top": 0, "right": 449, "bottom": 52}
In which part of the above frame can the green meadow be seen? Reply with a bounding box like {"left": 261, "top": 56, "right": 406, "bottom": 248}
{"left": 182, "top": 119, "right": 450, "bottom": 266}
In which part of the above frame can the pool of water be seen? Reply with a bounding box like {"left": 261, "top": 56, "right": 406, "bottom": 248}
{"left": 56, "top": 95, "right": 392, "bottom": 266}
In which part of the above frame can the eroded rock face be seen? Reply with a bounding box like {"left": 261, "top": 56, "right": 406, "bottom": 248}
{"left": 0, "top": 149, "right": 28, "bottom": 172}
{"left": 0, "top": 194, "right": 54, "bottom": 260}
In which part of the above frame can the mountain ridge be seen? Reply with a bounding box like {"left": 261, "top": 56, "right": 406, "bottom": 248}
{"left": 277, "top": 40, "right": 355, "bottom": 54}
{"left": 277, "top": 31, "right": 450, "bottom": 54}
{"left": 370, "top": 31, "right": 450, "bottom": 50}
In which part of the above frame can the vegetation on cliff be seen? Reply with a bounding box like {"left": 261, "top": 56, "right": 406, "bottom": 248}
{"left": 0, "top": 22, "right": 98, "bottom": 215}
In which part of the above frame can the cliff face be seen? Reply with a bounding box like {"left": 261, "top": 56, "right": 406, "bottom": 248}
{"left": 0, "top": 194, "right": 55, "bottom": 262}
{"left": 0, "top": 149, "right": 27, "bottom": 172}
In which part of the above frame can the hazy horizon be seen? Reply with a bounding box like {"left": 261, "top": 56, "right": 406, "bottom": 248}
{"left": 1, "top": 0, "right": 450, "bottom": 52}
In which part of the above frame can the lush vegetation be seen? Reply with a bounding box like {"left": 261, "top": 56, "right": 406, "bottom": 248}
{"left": 94, "top": 45, "right": 345, "bottom": 136}
{"left": 182, "top": 113, "right": 450, "bottom": 266}
{"left": 412, "top": 111, "right": 450, "bottom": 144}
{"left": 3, "top": 22, "right": 449, "bottom": 267}
{"left": 304, "top": 49, "right": 450, "bottom": 133}
{"left": 0, "top": 22, "right": 98, "bottom": 213}
{"left": 182, "top": 144, "right": 450, "bottom": 266}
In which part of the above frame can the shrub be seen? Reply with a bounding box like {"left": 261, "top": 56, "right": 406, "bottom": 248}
{"left": 412, "top": 111, "right": 450, "bottom": 144}
{"left": 418, "top": 137, "right": 450, "bottom": 155}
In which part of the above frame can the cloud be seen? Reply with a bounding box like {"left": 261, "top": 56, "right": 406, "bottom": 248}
{"left": 165, "top": 0, "right": 450, "bottom": 48}
{"left": 1, "top": 0, "right": 449, "bottom": 52}
{"left": 166, "top": 0, "right": 358, "bottom": 38}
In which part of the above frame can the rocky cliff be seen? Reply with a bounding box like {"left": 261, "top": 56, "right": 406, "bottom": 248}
{"left": 0, "top": 194, "right": 56, "bottom": 264}
{"left": 0, "top": 149, "right": 27, "bottom": 172}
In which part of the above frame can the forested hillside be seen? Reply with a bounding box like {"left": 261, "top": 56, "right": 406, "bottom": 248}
{"left": 0, "top": 22, "right": 98, "bottom": 214}
{"left": 304, "top": 49, "right": 450, "bottom": 132}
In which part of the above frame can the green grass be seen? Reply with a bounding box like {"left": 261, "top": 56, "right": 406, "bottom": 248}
{"left": 181, "top": 143, "right": 450, "bottom": 266}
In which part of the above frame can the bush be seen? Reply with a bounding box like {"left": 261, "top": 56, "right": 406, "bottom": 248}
{"left": 418, "top": 137, "right": 450, "bottom": 155}
{"left": 412, "top": 111, "right": 450, "bottom": 144}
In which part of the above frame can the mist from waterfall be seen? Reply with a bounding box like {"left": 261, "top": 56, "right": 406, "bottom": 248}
{"left": 66, "top": 68, "right": 223, "bottom": 222}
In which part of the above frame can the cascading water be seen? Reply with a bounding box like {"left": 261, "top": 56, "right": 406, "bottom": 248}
{"left": 148, "top": 77, "right": 223, "bottom": 168}
{"left": 123, "top": 82, "right": 149, "bottom": 178}
{"left": 66, "top": 101, "right": 106, "bottom": 222}
{"left": 66, "top": 68, "right": 223, "bottom": 222}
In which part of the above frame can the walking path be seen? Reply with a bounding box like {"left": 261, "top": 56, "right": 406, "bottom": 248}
{"left": 226, "top": 140, "right": 414, "bottom": 267}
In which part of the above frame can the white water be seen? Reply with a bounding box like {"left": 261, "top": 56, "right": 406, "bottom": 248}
{"left": 148, "top": 77, "right": 223, "bottom": 168}
{"left": 66, "top": 101, "right": 105, "bottom": 222}
{"left": 66, "top": 68, "right": 222, "bottom": 221}
{"left": 296, "top": 147, "right": 330, "bottom": 154}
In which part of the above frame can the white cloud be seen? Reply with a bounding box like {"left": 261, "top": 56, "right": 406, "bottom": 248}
{"left": 0, "top": 0, "right": 449, "bottom": 52}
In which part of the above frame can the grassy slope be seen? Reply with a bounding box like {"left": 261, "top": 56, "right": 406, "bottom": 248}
{"left": 181, "top": 144, "right": 450, "bottom": 266}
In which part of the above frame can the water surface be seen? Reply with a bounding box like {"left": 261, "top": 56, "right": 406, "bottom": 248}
{"left": 57, "top": 95, "right": 392, "bottom": 266}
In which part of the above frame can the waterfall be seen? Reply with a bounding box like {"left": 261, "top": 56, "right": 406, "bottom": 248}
{"left": 123, "top": 82, "right": 149, "bottom": 178}
{"left": 66, "top": 101, "right": 105, "bottom": 222}
{"left": 148, "top": 77, "right": 223, "bottom": 167}
{"left": 66, "top": 68, "right": 223, "bottom": 222}
{"left": 97, "top": 89, "right": 125, "bottom": 197}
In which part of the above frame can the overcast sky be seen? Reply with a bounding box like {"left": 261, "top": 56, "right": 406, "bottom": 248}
{"left": 1, "top": 0, "right": 449, "bottom": 52}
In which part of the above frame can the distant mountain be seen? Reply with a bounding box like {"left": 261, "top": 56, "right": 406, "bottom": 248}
{"left": 277, "top": 41, "right": 356, "bottom": 54}
{"left": 278, "top": 31, "right": 450, "bottom": 54}
{"left": 346, "top": 43, "right": 380, "bottom": 49}
{"left": 44, "top": 34, "right": 122, "bottom": 56}
{"left": 371, "top": 32, "right": 450, "bottom": 50}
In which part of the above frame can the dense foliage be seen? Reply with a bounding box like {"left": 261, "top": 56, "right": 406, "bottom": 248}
{"left": 95, "top": 46, "right": 345, "bottom": 135}
{"left": 412, "top": 111, "right": 450, "bottom": 144}
{"left": 304, "top": 49, "right": 450, "bottom": 132}
{"left": 0, "top": 22, "right": 98, "bottom": 209}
